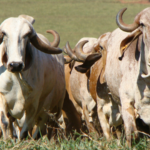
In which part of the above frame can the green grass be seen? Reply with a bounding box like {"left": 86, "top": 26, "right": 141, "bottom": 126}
{"left": 0, "top": 0, "right": 148, "bottom": 48}
{"left": 0, "top": 0, "right": 150, "bottom": 149}
{"left": 0, "top": 133, "right": 150, "bottom": 150}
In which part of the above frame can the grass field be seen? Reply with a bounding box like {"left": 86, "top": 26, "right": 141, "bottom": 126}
{"left": 0, "top": 0, "right": 150, "bottom": 149}
{"left": 0, "top": 131, "right": 150, "bottom": 149}
{"left": 0, "top": 0, "right": 148, "bottom": 48}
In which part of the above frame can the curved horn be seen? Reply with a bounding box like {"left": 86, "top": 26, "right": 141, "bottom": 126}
{"left": 63, "top": 46, "right": 68, "bottom": 54}
{"left": 64, "top": 55, "right": 72, "bottom": 64}
{"left": 75, "top": 40, "right": 91, "bottom": 61}
{"left": 46, "top": 30, "right": 60, "bottom": 47}
{"left": 65, "top": 42, "right": 80, "bottom": 61}
{"left": 30, "top": 34, "right": 62, "bottom": 54}
{"left": 116, "top": 8, "right": 139, "bottom": 32}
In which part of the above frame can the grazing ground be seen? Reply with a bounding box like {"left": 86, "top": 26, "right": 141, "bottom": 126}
{"left": 0, "top": 0, "right": 150, "bottom": 149}
{"left": 0, "top": 0, "right": 148, "bottom": 48}
{"left": 0, "top": 131, "right": 150, "bottom": 149}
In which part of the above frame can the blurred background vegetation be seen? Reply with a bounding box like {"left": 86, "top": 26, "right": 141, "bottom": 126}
{"left": 0, "top": 0, "right": 148, "bottom": 48}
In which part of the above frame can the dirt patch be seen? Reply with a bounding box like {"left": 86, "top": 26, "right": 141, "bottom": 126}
{"left": 119, "top": 0, "right": 150, "bottom": 4}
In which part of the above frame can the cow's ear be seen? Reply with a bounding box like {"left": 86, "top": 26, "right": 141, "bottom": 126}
{"left": 119, "top": 28, "right": 142, "bottom": 60}
{"left": 2, "top": 47, "right": 7, "bottom": 68}
{"left": 75, "top": 54, "right": 101, "bottom": 73}
{"left": 69, "top": 60, "right": 75, "bottom": 72}
{"left": 19, "top": 15, "right": 35, "bottom": 25}
{"left": 93, "top": 43, "right": 100, "bottom": 52}
{"left": 23, "top": 42, "right": 33, "bottom": 71}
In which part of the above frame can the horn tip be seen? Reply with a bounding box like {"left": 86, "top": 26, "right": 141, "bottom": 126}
{"left": 121, "top": 8, "right": 127, "bottom": 13}
{"left": 122, "top": 8, "right": 127, "bottom": 11}
{"left": 66, "top": 41, "right": 70, "bottom": 46}
{"left": 46, "top": 30, "right": 58, "bottom": 34}
{"left": 46, "top": 30, "right": 52, "bottom": 33}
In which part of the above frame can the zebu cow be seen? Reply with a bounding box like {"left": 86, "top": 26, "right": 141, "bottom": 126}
{"left": 104, "top": 8, "right": 150, "bottom": 146}
{"left": 0, "top": 15, "right": 65, "bottom": 139}
{"left": 64, "top": 37, "right": 100, "bottom": 137}
{"left": 67, "top": 32, "right": 122, "bottom": 139}
{"left": 63, "top": 63, "right": 82, "bottom": 133}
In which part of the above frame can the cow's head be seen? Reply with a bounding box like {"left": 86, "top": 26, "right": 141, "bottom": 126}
{"left": 63, "top": 33, "right": 110, "bottom": 74}
{"left": 117, "top": 8, "right": 150, "bottom": 74}
{"left": 0, "top": 15, "right": 62, "bottom": 72}
{"left": 63, "top": 40, "right": 102, "bottom": 74}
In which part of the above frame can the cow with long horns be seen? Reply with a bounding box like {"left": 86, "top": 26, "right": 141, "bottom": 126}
{"left": 64, "top": 35, "right": 122, "bottom": 139}
{"left": 69, "top": 8, "right": 150, "bottom": 146}
{"left": 105, "top": 8, "right": 150, "bottom": 146}
{"left": 64, "top": 37, "right": 100, "bottom": 138}
{"left": 0, "top": 15, "right": 65, "bottom": 139}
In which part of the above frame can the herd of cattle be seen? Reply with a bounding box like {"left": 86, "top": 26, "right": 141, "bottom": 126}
{"left": 0, "top": 7, "right": 150, "bottom": 147}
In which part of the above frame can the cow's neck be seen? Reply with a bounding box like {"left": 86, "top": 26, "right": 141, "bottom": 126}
{"left": 135, "top": 37, "right": 150, "bottom": 124}
{"left": 139, "top": 38, "right": 150, "bottom": 80}
{"left": 0, "top": 69, "right": 32, "bottom": 119}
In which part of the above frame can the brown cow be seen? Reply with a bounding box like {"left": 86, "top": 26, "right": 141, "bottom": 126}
{"left": 64, "top": 37, "right": 100, "bottom": 138}
{"left": 65, "top": 34, "right": 122, "bottom": 140}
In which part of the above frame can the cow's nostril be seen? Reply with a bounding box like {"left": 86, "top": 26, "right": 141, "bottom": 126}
{"left": 18, "top": 63, "right": 23, "bottom": 69}
{"left": 8, "top": 62, "right": 23, "bottom": 72}
{"left": 9, "top": 63, "right": 14, "bottom": 67}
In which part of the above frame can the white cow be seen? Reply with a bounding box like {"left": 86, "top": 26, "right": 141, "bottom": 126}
{"left": 0, "top": 15, "right": 65, "bottom": 139}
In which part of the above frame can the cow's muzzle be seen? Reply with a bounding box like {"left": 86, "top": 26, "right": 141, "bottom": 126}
{"left": 8, "top": 62, "right": 24, "bottom": 72}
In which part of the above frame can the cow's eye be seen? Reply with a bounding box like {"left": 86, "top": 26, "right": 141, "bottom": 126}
{"left": 0, "top": 32, "right": 6, "bottom": 42}
{"left": 99, "top": 45, "right": 103, "bottom": 50}
{"left": 1, "top": 32, "right": 6, "bottom": 38}
{"left": 140, "top": 23, "right": 145, "bottom": 27}
{"left": 23, "top": 31, "right": 32, "bottom": 38}
{"left": 2, "top": 32, "right": 6, "bottom": 35}
{"left": 23, "top": 33, "right": 29, "bottom": 38}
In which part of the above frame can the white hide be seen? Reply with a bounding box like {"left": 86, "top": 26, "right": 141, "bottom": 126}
{"left": 0, "top": 16, "right": 65, "bottom": 139}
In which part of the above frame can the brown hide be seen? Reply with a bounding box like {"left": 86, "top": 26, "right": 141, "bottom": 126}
{"left": 69, "top": 60, "right": 75, "bottom": 72}
{"left": 89, "top": 47, "right": 107, "bottom": 102}
{"left": 62, "top": 91, "right": 81, "bottom": 132}
{"left": 75, "top": 54, "right": 101, "bottom": 73}
{"left": 64, "top": 55, "right": 72, "bottom": 64}
{"left": 100, "top": 48, "right": 107, "bottom": 84}
{"left": 89, "top": 58, "right": 103, "bottom": 102}
{"left": 82, "top": 32, "right": 109, "bottom": 99}
{"left": 63, "top": 64, "right": 82, "bottom": 132}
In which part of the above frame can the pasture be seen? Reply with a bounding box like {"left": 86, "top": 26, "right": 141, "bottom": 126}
{"left": 0, "top": 0, "right": 150, "bottom": 149}
{"left": 0, "top": 0, "right": 148, "bottom": 48}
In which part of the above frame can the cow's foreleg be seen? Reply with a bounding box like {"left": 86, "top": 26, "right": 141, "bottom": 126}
{"left": 0, "top": 93, "right": 14, "bottom": 139}
{"left": 0, "top": 111, "right": 14, "bottom": 139}
{"left": 0, "top": 111, "right": 8, "bottom": 139}
{"left": 82, "top": 101, "right": 99, "bottom": 138}
{"left": 110, "top": 99, "right": 122, "bottom": 139}
{"left": 62, "top": 91, "right": 82, "bottom": 133}
{"left": 115, "top": 125, "right": 122, "bottom": 139}
{"left": 7, "top": 113, "right": 15, "bottom": 138}
{"left": 122, "top": 102, "right": 138, "bottom": 147}
{"left": 97, "top": 101, "right": 111, "bottom": 140}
